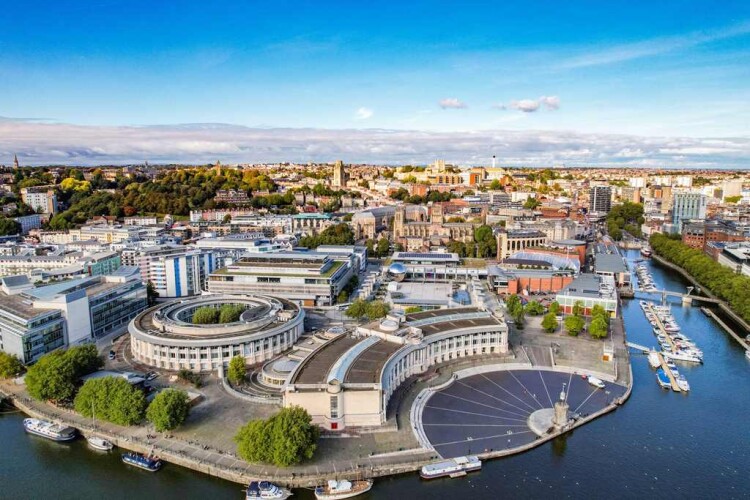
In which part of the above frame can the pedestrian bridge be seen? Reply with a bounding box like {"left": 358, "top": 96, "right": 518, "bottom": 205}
{"left": 633, "top": 288, "right": 721, "bottom": 304}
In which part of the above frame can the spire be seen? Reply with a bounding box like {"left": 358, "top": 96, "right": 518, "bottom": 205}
{"left": 13, "top": 154, "right": 19, "bottom": 169}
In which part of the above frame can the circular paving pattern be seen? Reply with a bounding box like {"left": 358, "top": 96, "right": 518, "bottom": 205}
{"left": 420, "top": 369, "right": 627, "bottom": 458}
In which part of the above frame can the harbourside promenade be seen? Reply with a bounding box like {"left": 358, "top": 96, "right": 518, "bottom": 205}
{"left": 0, "top": 319, "right": 633, "bottom": 488}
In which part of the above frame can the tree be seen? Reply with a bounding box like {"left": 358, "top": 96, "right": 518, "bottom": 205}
{"left": 365, "top": 300, "right": 390, "bottom": 320}
{"left": 192, "top": 306, "right": 219, "bottom": 324}
{"left": 235, "top": 406, "right": 319, "bottom": 467}
{"left": 572, "top": 300, "right": 584, "bottom": 317}
{"left": 524, "top": 300, "right": 545, "bottom": 316}
{"left": 724, "top": 195, "right": 742, "bottom": 204}
{"left": 74, "top": 376, "right": 146, "bottom": 426}
{"left": 564, "top": 315, "right": 586, "bottom": 336}
{"left": 146, "top": 389, "right": 190, "bottom": 432}
{"left": 0, "top": 216, "right": 20, "bottom": 236}
{"left": 345, "top": 299, "right": 368, "bottom": 320}
{"left": 227, "top": 355, "right": 246, "bottom": 386}
{"left": 25, "top": 345, "right": 102, "bottom": 402}
{"left": 146, "top": 281, "right": 159, "bottom": 306}
{"left": 376, "top": 238, "right": 390, "bottom": 258}
{"left": 222, "top": 214, "right": 232, "bottom": 224}
{"left": 0, "top": 352, "right": 23, "bottom": 379}
{"left": 589, "top": 316, "right": 609, "bottom": 339}
{"left": 541, "top": 312, "right": 558, "bottom": 333}
{"left": 523, "top": 197, "right": 541, "bottom": 209}
{"left": 548, "top": 301, "right": 561, "bottom": 316}
{"left": 505, "top": 294, "right": 522, "bottom": 316}
{"left": 219, "top": 304, "right": 245, "bottom": 323}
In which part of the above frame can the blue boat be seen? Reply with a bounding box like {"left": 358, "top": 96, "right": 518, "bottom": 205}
{"left": 656, "top": 368, "right": 671, "bottom": 389}
{"left": 121, "top": 452, "right": 162, "bottom": 472}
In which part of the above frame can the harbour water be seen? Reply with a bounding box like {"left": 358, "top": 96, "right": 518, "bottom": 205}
{"left": 2, "top": 250, "right": 749, "bottom": 499}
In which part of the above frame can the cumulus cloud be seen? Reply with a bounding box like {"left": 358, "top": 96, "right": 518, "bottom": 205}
{"left": 539, "top": 96, "right": 560, "bottom": 110}
{"left": 510, "top": 99, "right": 540, "bottom": 113}
{"left": 439, "top": 98, "right": 467, "bottom": 109}
{"left": 0, "top": 120, "right": 748, "bottom": 169}
{"left": 507, "top": 96, "right": 560, "bottom": 113}
{"left": 355, "top": 107, "right": 373, "bottom": 120}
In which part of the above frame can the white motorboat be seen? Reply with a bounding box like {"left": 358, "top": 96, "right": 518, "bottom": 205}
{"left": 677, "top": 375, "right": 690, "bottom": 392}
{"left": 87, "top": 436, "right": 114, "bottom": 451}
{"left": 664, "top": 351, "right": 703, "bottom": 364}
{"left": 314, "top": 479, "right": 373, "bottom": 499}
{"left": 647, "top": 351, "right": 661, "bottom": 369}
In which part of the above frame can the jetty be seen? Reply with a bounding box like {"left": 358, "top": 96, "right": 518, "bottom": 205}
{"left": 656, "top": 352, "right": 681, "bottom": 392}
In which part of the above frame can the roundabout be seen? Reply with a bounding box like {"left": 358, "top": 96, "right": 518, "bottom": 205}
{"left": 416, "top": 367, "right": 627, "bottom": 458}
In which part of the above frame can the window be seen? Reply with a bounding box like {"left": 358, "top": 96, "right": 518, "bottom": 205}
{"left": 330, "top": 396, "right": 339, "bottom": 419}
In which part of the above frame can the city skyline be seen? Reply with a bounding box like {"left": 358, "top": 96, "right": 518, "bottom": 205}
{"left": 1, "top": 1, "right": 749, "bottom": 167}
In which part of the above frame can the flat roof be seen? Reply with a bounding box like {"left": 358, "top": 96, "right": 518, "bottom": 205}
{"left": 594, "top": 253, "right": 628, "bottom": 274}
{"left": 344, "top": 340, "right": 403, "bottom": 384}
{"left": 419, "top": 316, "right": 502, "bottom": 337}
{"left": 292, "top": 335, "right": 361, "bottom": 384}
{"left": 406, "top": 306, "right": 481, "bottom": 322}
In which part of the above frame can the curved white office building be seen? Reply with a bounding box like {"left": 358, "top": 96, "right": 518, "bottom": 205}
{"left": 129, "top": 294, "right": 304, "bottom": 372}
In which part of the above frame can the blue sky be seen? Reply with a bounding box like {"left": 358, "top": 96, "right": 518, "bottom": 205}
{"left": 1, "top": 1, "right": 749, "bottom": 166}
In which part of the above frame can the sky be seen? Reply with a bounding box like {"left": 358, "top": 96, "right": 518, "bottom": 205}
{"left": 1, "top": 1, "right": 749, "bottom": 167}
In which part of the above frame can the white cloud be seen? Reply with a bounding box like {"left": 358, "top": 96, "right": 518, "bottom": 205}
{"left": 439, "top": 98, "right": 467, "bottom": 109}
{"left": 539, "top": 96, "right": 560, "bottom": 110}
{"left": 355, "top": 107, "right": 373, "bottom": 120}
{"left": 510, "top": 99, "right": 540, "bottom": 112}
{"left": 1, "top": 120, "right": 748, "bottom": 168}
{"left": 504, "top": 96, "right": 560, "bottom": 113}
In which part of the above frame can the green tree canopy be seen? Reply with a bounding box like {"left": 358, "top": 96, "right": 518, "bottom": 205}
{"left": 227, "top": 355, "right": 246, "bottom": 386}
{"left": 0, "top": 352, "right": 24, "bottom": 379}
{"left": 25, "top": 345, "right": 102, "bottom": 402}
{"left": 524, "top": 300, "right": 545, "bottom": 316}
{"left": 235, "top": 406, "right": 319, "bottom": 467}
{"left": 589, "top": 316, "right": 609, "bottom": 339}
{"left": 192, "top": 306, "right": 220, "bottom": 324}
{"left": 146, "top": 389, "right": 190, "bottom": 432}
{"left": 0, "top": 216, "right": 20, "bottom": 236}
{"left": 74, "top": 376, "right": 147, "bottom": 426}
{"left": 548, "top": 301, "right": 561, "bottom": 316}
{"left": 541, "top": 312, "right": 558, "bottom": 333}
{"left": 564, "top": 315, "right": 586, "bottom": 336}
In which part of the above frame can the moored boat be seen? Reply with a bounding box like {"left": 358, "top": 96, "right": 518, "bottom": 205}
{"left": 87, "top": 436, "right": 114, "bottom": 451}
{"left": 656, "top": 368, "right": 671, "bottom": 389}
{"left": 314, "top": 479, "right": 372, "bottom": 499}
{"left": 641, "top": 247, "right": 652, "bottom": 257}
{"left": 677, "top": 375, "right": 690, "bottom": 392}
{"left": 420, "top": 455, "right": 482, "bottom": 479}
{"left": 23, "top": 418, "right": 76, "bottom": 442}
{"left": 647, "top": 351, "right": 661, "bottom": 369}
{"left": 246, "top": 481, "right": 292, "bottom": 499}
{"left": 122, "top": 452, "right": 162, "bottom": 472}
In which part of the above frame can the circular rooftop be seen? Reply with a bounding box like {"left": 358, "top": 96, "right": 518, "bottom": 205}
{"left": 130, "top": 294, "right": 303, "bottom": 344}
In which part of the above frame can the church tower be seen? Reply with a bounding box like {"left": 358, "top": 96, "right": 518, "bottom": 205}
{"left": 13, "top": 154, "right": 19, "bottom": 169}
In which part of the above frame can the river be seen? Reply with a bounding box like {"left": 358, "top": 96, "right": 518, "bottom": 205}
{"left": 2, "top": 250, "right": 749, "bottom": 499}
